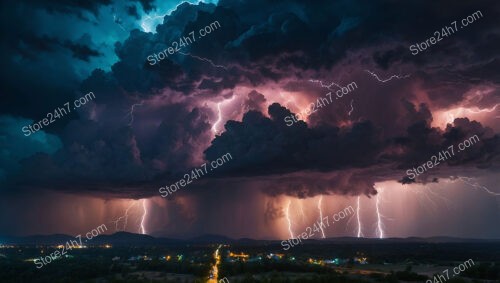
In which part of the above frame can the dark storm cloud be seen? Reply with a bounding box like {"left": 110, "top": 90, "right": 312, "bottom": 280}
{"left": 0, "top": 0, "right": 122, "bottom": 124}
{"left": 63, "top": 41, "right": 103, "bottom": 62}
{"left": 11, "top": 33, "right": 102, "bottom": 62}
{"left": 392, "top": 118, "right": 498, "bottom": 169}
{"left": 243, "top": 90, "right": 266, "bottom": 111}
{"left": 201, "top": 103, "right": 498, "bottom": 196}
{"left": 205, "top": 103, "right": 383, "bottom": 175}
{"left": 127, "top": 5, "right": 140, "bottom": 18}
{"left": 9, "top": 101, "right": 214, "bottom": 196}
{"left": 0, "top": 116, "right": 62, "bottom": 187}
{"left": 22, "top": 0, "right": 112, "bottom": 17}
{"left": 136, "top": 0, "right": 156, "bottom": 13}
{"left": 1, "top": 0, "right": 499, "bottom": 200}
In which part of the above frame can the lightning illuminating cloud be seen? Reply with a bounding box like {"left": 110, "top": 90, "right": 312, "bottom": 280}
{"left": 279, "top": 92, "right": 300, "bottom": 111}
{"left": 444, "top": 104, "right": 500, "bottom": 124}
{"left": 139, "top": 13, "right": 168, "bottom": 33}
{"left": 211, "top": 97, "right": 234, "bottom": 134}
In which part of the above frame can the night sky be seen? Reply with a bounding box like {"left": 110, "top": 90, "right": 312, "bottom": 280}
{"left": 0, "top": 0, "right": 499, "bottom": 239}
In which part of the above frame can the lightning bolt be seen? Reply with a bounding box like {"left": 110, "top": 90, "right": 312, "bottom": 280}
{"left": 113, "top": 14, "right": 126, "bottom": 31}
{"left": 211, "top": 97, "right": 234, "bottom": 134}
{"left": 285, "top": 200, "right": 294, "bottom": 239}
{"left": 456, "top": 176, "right": 500, "bottom": 196}
{"left": 111, "top": 201, "right": 138, "bottom": 231}
{"left": 364, "top": 69, "right": 410, "bottom": 83}
{"left": 140, "top": 199, "right": 148, "bottom": 234}
{"left": 444, "top": 104, "right": 500, "bottom": 124}
{"left": 178, "top": 52, "right": 228, "bottom": 70}
{"left": 465, "top": 104, "right": 500, "bottom": 114}
{"left": 310, "top": 80, "right": 356, "bottom": 116}
{"left": 111, "top": 199, "right": 149, "bottom": 234}
{"left": 212, "top": 102, "right": 223, "bottom": 134}
{"left": 375, "top": 189, "right": 385, "bottom": 239}
{"left": 356, "top": 196, "right": 363, "bottom": 238}
{"left": 309, "top": 79, "right": 342, "bottom": 91}
{"left": 348, "top": 99, "right": 355, "bottom": 116}
{"left": 125, "top": 101, "right": 144, "bottom": 126}
{"left": 317, "top": 196, "right": 326, "bottom": 238}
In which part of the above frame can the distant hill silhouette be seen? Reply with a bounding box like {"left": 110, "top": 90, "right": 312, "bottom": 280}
{"left": 1, "top": 233, "right": 498, "bottom": 246}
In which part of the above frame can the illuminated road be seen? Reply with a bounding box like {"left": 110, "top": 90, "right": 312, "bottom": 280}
{"left": 207, "top": 245, "right": 221, "bottom": 283}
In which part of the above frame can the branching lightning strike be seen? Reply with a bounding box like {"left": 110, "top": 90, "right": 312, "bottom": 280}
{"left": 364, "top": 69, "right": 410, "bottom": 83}
{"left": 457, "top": 176, "right": 500, "bottom": 196}
{"left": 111, "top": 199, "right": 149, "bottom": 234}
{"left": 111, "top": 202, "right": 138, "bottom": 231}
{"left": 445, "top": 104, "right": 500, "bottom": 124}
{"left": 179, "top": 51, "right": 228, "bottom": 70}
{"left": 308, "top": 79, "right": 342, "bottom": 91}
